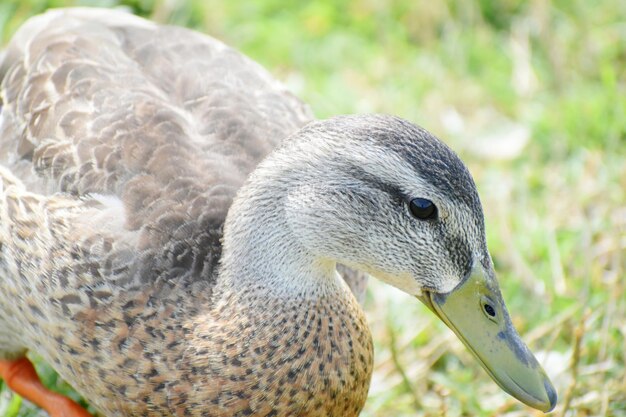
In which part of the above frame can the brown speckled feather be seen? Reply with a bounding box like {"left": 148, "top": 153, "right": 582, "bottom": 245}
{"left": 0, "top": 8, "right": 372, "bottom": 417}
{"left": 0, "top": 8, "right": 311, "bottom": 281}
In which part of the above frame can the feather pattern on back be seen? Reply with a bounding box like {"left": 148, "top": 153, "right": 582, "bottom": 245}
{"left": 0, "top": 8, "right": 312, "bottom": 285}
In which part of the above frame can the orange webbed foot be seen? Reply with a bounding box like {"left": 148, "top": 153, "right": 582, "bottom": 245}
{"left": 0, "top": 357, "right": 92, "bottom": 417}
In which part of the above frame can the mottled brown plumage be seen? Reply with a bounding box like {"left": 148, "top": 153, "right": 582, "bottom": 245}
{"left": 0, "top": 8, "right": 374, "bottom": 416}
{"left": 0, "top": 7, "right": 546, "bottom": 417}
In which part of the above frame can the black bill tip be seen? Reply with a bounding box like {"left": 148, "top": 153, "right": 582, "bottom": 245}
{"left": 545, "top": 377, "right": 557, "bottom": 412}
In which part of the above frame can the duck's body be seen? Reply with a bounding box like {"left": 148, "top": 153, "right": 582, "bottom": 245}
{"left": 0, "top": 9, "right": 372, "bottom": 416}
{"left": 0, "top": 8, "right": 556, "bottom": 417}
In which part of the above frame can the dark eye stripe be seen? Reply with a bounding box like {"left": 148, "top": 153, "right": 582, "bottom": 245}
{"left": 409, "top": 198, "right": 438, "bottom": 220}
{"left": 343, "top": 164, "right": 404, "bottom": 198}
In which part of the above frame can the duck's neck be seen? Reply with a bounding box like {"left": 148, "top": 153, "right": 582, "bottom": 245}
{"left": 217, "top": 179, "right": 348, "bottom": 301}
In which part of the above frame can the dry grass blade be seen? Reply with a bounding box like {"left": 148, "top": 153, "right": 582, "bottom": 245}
{"left": 387, "top": 317, "right": 422, "bottom": 410}
{"left": 559, "top": 310, "right": 590, "bottom": 417}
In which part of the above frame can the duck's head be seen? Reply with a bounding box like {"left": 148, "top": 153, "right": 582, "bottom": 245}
{"left": 276, "top": 114, "right": 556, "bottom": 412}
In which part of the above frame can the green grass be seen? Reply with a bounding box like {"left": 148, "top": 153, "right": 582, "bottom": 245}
{"left": 1, "top": 0, "right": 625, "bottom": 416}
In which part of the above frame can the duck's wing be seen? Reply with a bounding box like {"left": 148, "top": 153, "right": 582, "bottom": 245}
{"left": 0, "top": 8, "right": 368, "bottom": 300}
{"left": 1, "top": 8, "right": 312, "bottom": 195}
{"left": 0, "top": 8, "right": 312, "bottom": 284}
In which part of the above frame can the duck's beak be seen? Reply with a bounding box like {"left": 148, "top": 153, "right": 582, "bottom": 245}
{"left": 417, "top": 264, "right": 557, "bottom": 412}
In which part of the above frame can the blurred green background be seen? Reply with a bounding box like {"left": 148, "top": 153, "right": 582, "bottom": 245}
{"left": 0, "top": 0, "right": 624, "bottom": 416}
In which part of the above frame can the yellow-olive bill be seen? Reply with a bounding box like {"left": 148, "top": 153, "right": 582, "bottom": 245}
{"left": 417, "top": 264, "right": 557, "bottom": 412}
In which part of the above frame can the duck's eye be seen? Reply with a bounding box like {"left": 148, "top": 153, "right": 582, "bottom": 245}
{"left": 409, "top": 198, "right": 437, "bottom": 220}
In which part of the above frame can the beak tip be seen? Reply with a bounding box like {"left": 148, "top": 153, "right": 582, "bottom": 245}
{"left": 544, "top": 378, "right": 557, "bottom": 412}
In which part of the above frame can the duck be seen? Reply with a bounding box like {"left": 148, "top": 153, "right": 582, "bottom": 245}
{"left": 0, "top": 8, "right": 556, "bottom": 417}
